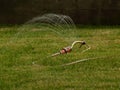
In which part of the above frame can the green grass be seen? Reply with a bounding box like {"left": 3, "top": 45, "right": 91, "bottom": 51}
{"left": 0, "top": 25, "right": 120, "bottom": 90}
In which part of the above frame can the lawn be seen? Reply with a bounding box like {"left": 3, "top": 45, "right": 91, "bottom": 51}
{"left": 0, "top": 25, "right": 120, "bottom": 90}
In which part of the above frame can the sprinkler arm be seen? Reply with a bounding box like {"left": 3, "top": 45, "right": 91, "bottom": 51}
{"left": 71, "top": 41, "right": 91, "bottom": 52}
{"left": 81, "top": 44, "right": 91, "bottom": 53}
{"left": 71, "top": 41, "right": 86, "bottom": 48}
{"left": 71, "top": 41, "right": 87, "bottom": 48}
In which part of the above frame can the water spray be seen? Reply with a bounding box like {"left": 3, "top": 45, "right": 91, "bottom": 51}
{"left": 51, "top": 41, "right": 91, "bottom": 57}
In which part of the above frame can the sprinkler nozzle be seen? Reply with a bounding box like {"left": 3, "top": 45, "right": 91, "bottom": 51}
{"left": 81, "top": 41, "right": 86, "bottom": 45}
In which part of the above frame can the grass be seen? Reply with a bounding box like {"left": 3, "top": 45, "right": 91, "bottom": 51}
{"left": 0, "top": 25, "right": 120, "bottom": 90}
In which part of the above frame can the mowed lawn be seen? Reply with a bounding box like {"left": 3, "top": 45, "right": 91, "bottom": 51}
{"left": 0, "top": 26, "right": 120, "bottom": 90}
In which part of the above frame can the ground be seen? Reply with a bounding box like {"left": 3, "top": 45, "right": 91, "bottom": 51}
{"left": 0, "top": 25, "right": 120, "bottom": 90}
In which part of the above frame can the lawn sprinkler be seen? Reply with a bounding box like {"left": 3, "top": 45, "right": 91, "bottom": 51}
{"left": 51, "top": 41, "right": 91, "bottom": 57}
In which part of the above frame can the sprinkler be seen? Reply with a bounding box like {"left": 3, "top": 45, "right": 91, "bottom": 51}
{"left": 32, "top": 41, "right": 90, "bottom": 65}
{"left": 51, "top": 41, "right": 90, "bottom": 57}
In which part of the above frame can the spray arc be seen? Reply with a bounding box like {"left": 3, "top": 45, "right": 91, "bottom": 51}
{"left": 51, "top": 41, "right": 91, "bottom": 57}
